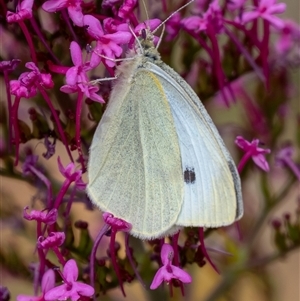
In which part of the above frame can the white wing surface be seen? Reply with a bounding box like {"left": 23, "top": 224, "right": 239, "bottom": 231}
{"left": 146, "top": 62, "right": 243, "bottom": 227}
{"left": 87, "top": 68, "right": 184, "bottom": 239}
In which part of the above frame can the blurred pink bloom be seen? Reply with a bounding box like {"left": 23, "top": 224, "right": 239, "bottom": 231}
{"left": 276, "top": 145, "right": 300, "bottom": 181}
{"left": 182, "top": 0, "right": 223, "bottom": 34}
{"left": 275, "top": 20, "right": 300, "bottom": 54}
{"left": 38, "top": 232, "right": 65, "bottom": 249}
{"left": 6, "top": 0, "right": 33, "bottom": 23}
{"left": 60, "top": 41, "right": 104, "bottom": 103}
{"left": 102, "top": 0, "right": 138, "bottom": 23}
{"left": 44, "top": 259, "right": 95, "bottom": 301}
{"left": 23, "top": 207, "right": 58, "bottom": 225}
{"left": 118, "top": 0, "right": 137, "bottom": 19}
{"left": 193, "top": 0, "right": 208, "bottom": 13}
{"left": 181, "top": 15, "right": 207, "bottom": 33}
{"left": 165, "top": 12, "right": 181, "bottom": 40}
{"left": 10, "top": 62, "right": 54, "bottom": 98}
{"left": 204, "top": 0, "right": 224, "bottom": 33}
{"left": 10, "top": 79, "right": 36, "bottom": 98}
{"left": 150, "top": 244, "right": 192, "bottom": 290}
{"left": 227, "top": 0, "right": 246, "bottom": 11}
{"left": 22, "top": 153, "right": 39, "bottom": 175}
{"left": 103, "top": 212, "right": 132, "bottom": 232}
{"left": 0, "top": 286, "right": 10, "bottom": 301}
{"left": 102, "top": 0, "right": 120, "bottom": 7}
{"left": 276, "top": 145, "right": 293, "bottom": 165}
{"left": 83, "top": 15, "right": 131, "bottom": 68}
{"left": 42, "top": 136, "right": 56, "bottom": 159}
{"left": 0, "top": 59, "right": 21, "bottom": 72}
{"left": 57, "top": 156, "right": 86, "bottom": 190}
{"left": 21, "top": 151, "right": 54, "bottom": 207}
{"left": 42, "top": 0, "right": 84, "bottom": 27}
{"left": 17, "top": 269, "right": 55, "bottom": 301}
{"left": 235, "top": 136, "right": 271, "bottom": 172}
{"left": 102, "top": 17, "right": 123, "bottom": 33}
{"left": 241, "top": 0, "right": 286, "bottom": 29}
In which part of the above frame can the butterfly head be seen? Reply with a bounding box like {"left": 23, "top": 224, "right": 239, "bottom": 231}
{"left": 135, "top": 28, "right": 161, "bottom": 62}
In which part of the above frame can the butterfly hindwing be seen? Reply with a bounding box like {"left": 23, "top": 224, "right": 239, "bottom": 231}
{"left": 147, "top": 62, "right": 243, "bottom": 227}
{"left": 87, "top": 67, "right": 184, "bottom": 239}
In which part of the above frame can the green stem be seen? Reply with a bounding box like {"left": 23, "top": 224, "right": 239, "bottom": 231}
{"left": 247, "top": 176, "right": 296, "bottom": 245}
{"left": 247, "top": 243, "right": 300, "bottom": 269}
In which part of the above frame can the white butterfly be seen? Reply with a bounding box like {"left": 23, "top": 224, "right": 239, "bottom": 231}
{"left": 87, "top": 27, "right": 243, "bottom": 240}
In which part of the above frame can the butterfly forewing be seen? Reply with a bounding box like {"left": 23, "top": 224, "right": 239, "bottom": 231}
{"left": 146, "top": 62, "right": 243, "bottom": 227}
{"left": 87, "top": 67, "right": 184, "bottom": 239}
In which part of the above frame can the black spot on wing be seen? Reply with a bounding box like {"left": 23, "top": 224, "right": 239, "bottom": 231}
{"left": 184, "top": 167, "right": 196, "bottom": 184}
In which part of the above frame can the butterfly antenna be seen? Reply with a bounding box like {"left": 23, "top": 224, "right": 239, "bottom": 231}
{"left": 140, "top": 0, "right": 149, "bottom": 22}
{"left": 153, "top": 0, "right": 195, "bottom": 34}
{"left": 129, "top": 25, "right": 144, "bottom": 54}
{"left": 156, "top": 23, "right": 165, "bottom": 49}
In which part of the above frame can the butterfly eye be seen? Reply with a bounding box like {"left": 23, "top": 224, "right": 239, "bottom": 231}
{"left": 141, "top": 28, "right": 147, "bottom": 40}
{"left": 184, "top": 167, "right": 196, "bottom": 184}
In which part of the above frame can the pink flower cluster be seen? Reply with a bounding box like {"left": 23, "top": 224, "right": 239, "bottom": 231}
{"left": 1, "top": 0, "right": 299, "bottom": 299}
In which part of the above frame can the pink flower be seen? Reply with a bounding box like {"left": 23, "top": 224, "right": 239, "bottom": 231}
{"left": 235, "top": 136, "right": 271, "bottom": 172}
{"left": 10, "top": 62, "right": 54, "bottom": 98}
{"left": 103, "top": 212, "right": 132, "bottom": 231}
{"left": 42, "top": 136, "right": 56, "bottom": 160}
{"left": 17, "top": 269, "right": 55, "bottom": 301}
{"left": 38, "top": 232, "right": 65, "bottom": 249}
{"left": 64, "top": 42, "right": 90, "bottom": 87}
{"left": 0, "top": 59, "right": 21, "bottom": 72}
{"left": 193, "top": 0, "right": 207, "bottom": 13}
{"left": 0, "top": 286, "right": 10, "bottom": 301}
{"left": 182, "top": 0, "right": 223, "bottom": 34}
{"left": 57, "top": 157, "right": 86, "bottom": 190}
{"left": 241, "top": 0, "right": 286, "bottom": 29}
{"left": 102, "top": 17, "right": 123, "bottom": 33}
{"left": 83, "top": 15, "right": 132, "bottom": 68}
{"left": 102, "top": 0, "right": 138, "bottom": 21}
{"left": 181, "top": 16, "right": 207, "bottom": 33}
{"left": 275, "top": 20, "right": 300, "bottom": 54}
{"left": 61, "top": 84, "right": 104, "bottom": 103}
{"left": 165, "top": 13, "right": 182, "bottom": 40}
{"left": 276, "top": 145, "right": 300, "bottom": 181}
{"left": 23, "top": 207, "right": 58, "bottom": 225}
{"left": 150, "top": 244, "right": 192, "bottom": 290}
{"left": 44, "top": 259, "right": 95, "bottom": 301}
{"left": 42, "top": 0, "right": 84, "bottom": 27}
{"left": 60, "top": 41, "right": 104, "bottom": 103}
{"left": 100, "top": 212, "right": 132, "bottom": 296}
{"left": 53, "top": 157, "right": 86, "bottom": 209}
{"left": 118, "top": 0, "right": 137, "bottom": 19}
{"left": 10, "top": 79, "right": 36, "bottom": 98}
{"left": 22, "top": 153, "right": 39, "bottom": 175}
{"left": 6, "top": 0, "right": 34, "bottom": 23}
